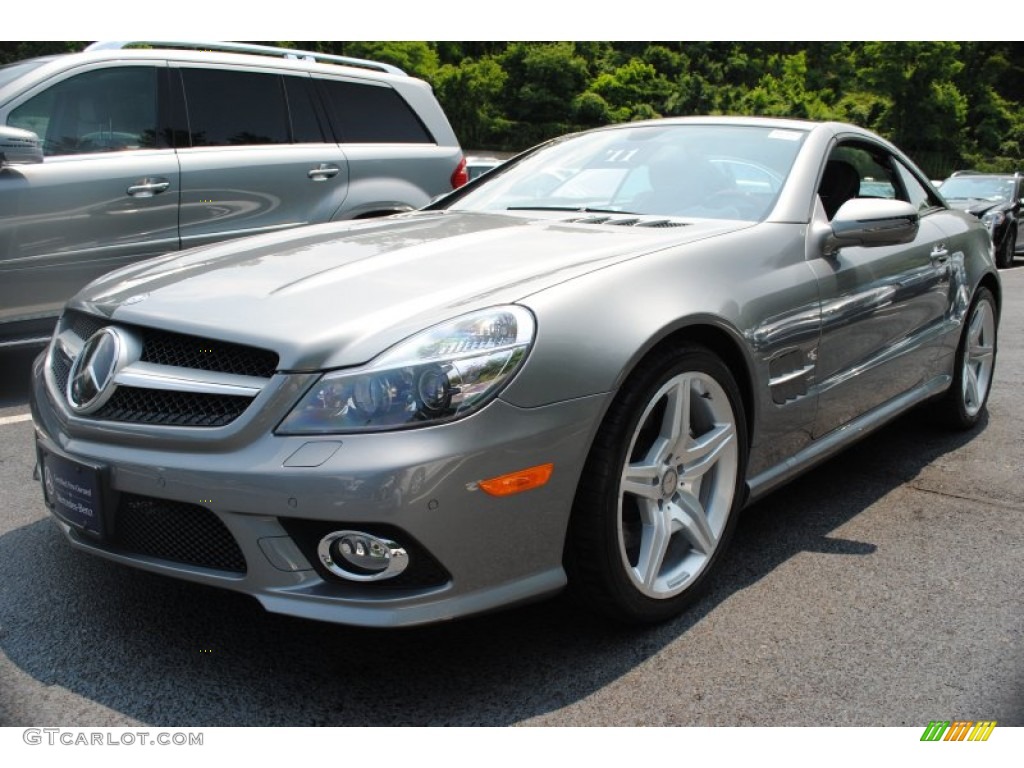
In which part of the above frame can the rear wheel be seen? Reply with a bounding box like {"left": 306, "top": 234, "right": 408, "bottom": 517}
{"left": 565, "top": 344, "right": 747, "bottom": 623}
{"left": 938, "top": 287, "right": 997, "bottom": 429}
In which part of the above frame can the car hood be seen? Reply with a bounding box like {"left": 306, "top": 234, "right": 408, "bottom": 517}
{"left": 73, "top": 210, "right": 750, "bottom": 370}
{"left": 945, "top": 199, "right": 1006, "bottom": 217}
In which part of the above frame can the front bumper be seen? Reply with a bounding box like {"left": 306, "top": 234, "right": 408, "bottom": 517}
{"left": 31, "top": 352, "right": 607, "bottom": 627}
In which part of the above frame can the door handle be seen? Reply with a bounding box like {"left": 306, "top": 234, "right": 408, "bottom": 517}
{"left": 307, "top": 163, "right": 340, "bottom": 181}
{"left": 930, "top": 245, "right": 949, "bottom": 264}
{"left": 126, "top": 178, "right": 170, "bottom": 197}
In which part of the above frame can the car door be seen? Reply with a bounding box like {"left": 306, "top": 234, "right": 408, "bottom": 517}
{"left": 809, "top": 142, "right": 954, "bottom": 438}
{"left": 0, "top": 63, "right": 179, "bottom": 329}
{"left": 174, "top": 65, "right": 350, "bottom": 250}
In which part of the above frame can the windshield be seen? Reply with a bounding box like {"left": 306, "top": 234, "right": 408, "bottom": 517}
{"left": 939, "top": 176, "right": 1015, "bottom": 203}
{"left": 444, "top": 123, "right": 808, "bottom": 221}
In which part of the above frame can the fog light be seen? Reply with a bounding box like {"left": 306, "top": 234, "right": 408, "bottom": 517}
{"left": 317, "top": 530, "right": 409, "bottom": 582}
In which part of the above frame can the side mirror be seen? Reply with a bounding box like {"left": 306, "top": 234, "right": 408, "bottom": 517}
{"left": 0, "top": 125, "right": 43, "bottom": 167}
{"left": 824, "top": 198, "right": 919, "bottom": 254}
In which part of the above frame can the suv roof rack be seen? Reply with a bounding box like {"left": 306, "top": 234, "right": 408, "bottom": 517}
{"left": 84, "top": 41, "right": 407, "bottom": 77}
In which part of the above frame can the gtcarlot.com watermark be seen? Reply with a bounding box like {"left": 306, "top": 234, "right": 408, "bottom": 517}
{"left": 23, "top": 728, "right": 203, "bottom": 747}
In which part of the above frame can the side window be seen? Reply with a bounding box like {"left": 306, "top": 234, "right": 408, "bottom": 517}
{"left": 283, "top": 76, "right": 325, "bottom": 144}
{"left": 8, "top": 67, "right": 162, "bottom": 157}
{"left": 818, "top": 144, "right": 895, "bottom": 220}
{"left": 181, "top": 68, "right": 290, "bottom": 147}
{"left": 893, "top": 160, "right": 941, "bottom": 213}
{"left": 317, "top": 79, "right": 433, "bottom": 144}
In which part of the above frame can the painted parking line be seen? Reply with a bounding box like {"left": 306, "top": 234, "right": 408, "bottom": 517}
{"left": 0, "top": 413, "right": 32, "bottom": 426}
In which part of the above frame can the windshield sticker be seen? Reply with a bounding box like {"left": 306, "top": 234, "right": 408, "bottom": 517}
{"left": 768, "top": 129, "right": 804, "bottom": 141}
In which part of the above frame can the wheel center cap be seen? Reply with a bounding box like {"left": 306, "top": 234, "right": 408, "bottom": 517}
{"left": 660, "top": 468, "right": 679, "bottom": 498}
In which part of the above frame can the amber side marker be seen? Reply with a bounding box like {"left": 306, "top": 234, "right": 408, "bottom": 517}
{"left": 479, "top": 463, "right": 554, "bottom": 497}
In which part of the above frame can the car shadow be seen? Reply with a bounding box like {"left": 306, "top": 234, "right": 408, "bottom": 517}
{"left": 0, "top": 403, "right": 987, "bottom": 726}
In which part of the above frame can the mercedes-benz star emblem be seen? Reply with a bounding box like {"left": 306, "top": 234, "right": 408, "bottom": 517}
{"left": 43, "top": 465, "right": 55, "bottom": 501}
{"left": 67, "top": 328, "right": 128, "bottom": 414}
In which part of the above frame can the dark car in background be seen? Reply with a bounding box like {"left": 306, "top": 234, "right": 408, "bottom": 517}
{"left": 938, "top": 171, "right": 1023, "bottom": 268}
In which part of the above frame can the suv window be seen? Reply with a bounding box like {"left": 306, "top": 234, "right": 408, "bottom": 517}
{"left": 8, "top": 67, "right": 162, "bottom": 156}
{"left": 283, "top": 76, "right": 326, "bottom": 144}
{"left": 181, "top": 68, "right": 292, "bottom": 146}
{"left": 317, "top": 79, "right": 433, "bottom": 144}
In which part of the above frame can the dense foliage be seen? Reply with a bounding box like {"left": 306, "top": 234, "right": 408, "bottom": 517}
{"left": 3, "top": 41, "right": 1021, "bottom": 177}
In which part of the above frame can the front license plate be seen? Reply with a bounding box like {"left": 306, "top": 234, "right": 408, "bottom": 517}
{"left": 40, "top": 451, "right": 106, "bottom": 536}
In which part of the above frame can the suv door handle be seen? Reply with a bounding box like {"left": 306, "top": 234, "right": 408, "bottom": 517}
{"left": 126, "top": 178, "right": 171, "bottom": 197}
{"left": 308, "top": 163, "right": 340, "bottom": 181}
{"left": 930, "top": 245, "right": 949, "bottom": 264}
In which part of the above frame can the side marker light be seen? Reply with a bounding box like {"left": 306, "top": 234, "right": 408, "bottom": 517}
{"left": 478, "top": 463, "right": 554, "bottom": 497}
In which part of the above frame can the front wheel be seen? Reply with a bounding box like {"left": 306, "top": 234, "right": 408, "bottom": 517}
{"left": 565, "top": 344, "right": 748, "bottom": 624}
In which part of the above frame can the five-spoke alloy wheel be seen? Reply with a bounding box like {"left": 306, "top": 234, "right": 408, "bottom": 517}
{"left": 940, "top": 286, "right": 998, "bottom": 429}
{"left": 566, "top": 343, "right": 747, "bottom": 623}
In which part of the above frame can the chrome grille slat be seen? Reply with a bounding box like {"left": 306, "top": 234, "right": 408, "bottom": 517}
{"left": 51, "top": 311, "right": 279, "bottom": 427}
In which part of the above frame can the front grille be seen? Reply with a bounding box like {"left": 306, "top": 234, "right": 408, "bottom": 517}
{"left": 66, "top": 310, "right": 107, "bottom": 343}
{"left": 141, "top": 329, "right": 278, "bottom": 378}
{"left": 93, "top": 387, "right": 252, "bottom": 427}
{"left": 113, "top": 493, "right": 246, "bottom": 573}
{"left": 52, "top": 311, "right": 278, "bottom": 427}
{"left": 52, "top": 347, "right": 72, "bottom": 395}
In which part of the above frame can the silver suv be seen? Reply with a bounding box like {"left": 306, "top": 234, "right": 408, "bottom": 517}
{"left": 0, "top": 41, "right": 466, "bottom": 348}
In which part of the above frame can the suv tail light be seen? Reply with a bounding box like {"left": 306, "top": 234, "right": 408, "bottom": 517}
{"left": 451, "top": 156, "right": 468, "bottom": 189}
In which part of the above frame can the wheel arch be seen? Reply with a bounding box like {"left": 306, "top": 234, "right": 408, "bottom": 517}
{"left": 562, "top": 319, "right": 755, "bottom": 622}
{"left": 977, "top": 271, "right": 1002, "bottom": 318}
{"left": 612, "top": 320, "right": 758, "bottom": 451}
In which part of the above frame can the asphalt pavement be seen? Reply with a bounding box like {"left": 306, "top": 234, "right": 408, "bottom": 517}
{"left": 0, "top": 270, "right": 1021, "bottom": 727}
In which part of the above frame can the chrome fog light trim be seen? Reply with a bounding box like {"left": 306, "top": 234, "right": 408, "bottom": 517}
{"left": 317, "top": 530, "right": 410, "bottom": 582}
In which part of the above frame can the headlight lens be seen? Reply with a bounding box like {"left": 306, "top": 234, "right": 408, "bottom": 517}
{"left": 981, "top": 210, "right": 1005, "bottom": 229}
{"left": 277, "top": 306, "right": 535, "bottom": 434}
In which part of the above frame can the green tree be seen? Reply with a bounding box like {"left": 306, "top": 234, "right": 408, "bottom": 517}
{"left": 342, "top": 41, "right": 439, "bottom": 80}
{"left": 586, "top": 58, "right": 672, "bottom": 122}
{"left": 434, "top": 56, "right": 509, "bottom": 149}
{"left": 738, "top": 51, "right": 838, "bottom": 119}
{"left": 0, "top": 41, "right": 82, "bottom": 65}
{"left": 499, "top": 43, "right": 589, "bottom": 124}
{"left": 855, "top": 42, "right": 967, "bottom": 171}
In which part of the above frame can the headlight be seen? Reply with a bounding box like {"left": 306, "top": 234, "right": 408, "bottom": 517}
{"left": 277, "top": 306, "right": 535, "bottom": 434}
{"left": 981, "top": 210, "right": 1005, "bottom": 230}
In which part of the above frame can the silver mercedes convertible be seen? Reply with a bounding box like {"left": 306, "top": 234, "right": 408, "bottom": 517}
{"left": 30, "top": 117, "right": 1000, "bottom": 626}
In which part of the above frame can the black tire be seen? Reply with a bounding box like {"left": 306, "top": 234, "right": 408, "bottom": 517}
{"left": 996, "top": 228, "right": 1015, "bottom": 269}
{"left": 565, "top": 343, "right": 748, "bottom": 624}
{"left": 937, "top": 287, "right": 998, "bottom": 430}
